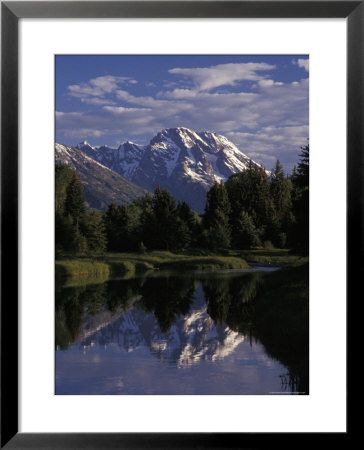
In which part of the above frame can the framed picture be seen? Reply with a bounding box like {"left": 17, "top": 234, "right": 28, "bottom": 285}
{"left": 2, "top": 1, "right": 356, "bottom": 447}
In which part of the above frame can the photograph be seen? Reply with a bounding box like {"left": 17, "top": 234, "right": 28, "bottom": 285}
{"left": 55, "top": 54, "right": 309, "bottom": 395}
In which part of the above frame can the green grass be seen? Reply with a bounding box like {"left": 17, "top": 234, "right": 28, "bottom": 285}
{"left": 56, "top": 248, "right": 307, "bottom": 281}
{"left": 107, "top": 259, "right": 154, "bottom": 275}
{"left": 106, "top": 250, "right": 182, "bottom": 265}
{"left": 55, "top": 259, "right": 110, "bottom": 279}
{"left": 56, "top": 250, "right": 250, "bottom": 280}
{"left": 159, "top": 255, "right": 250, "bottom": 271}
{"left": 239, "top": 248, "right": 308, "bottom": 265}
{"left": 105, "top": 251, "right": 249, "bottom": 271}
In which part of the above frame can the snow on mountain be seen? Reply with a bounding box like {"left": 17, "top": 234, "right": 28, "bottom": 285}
{"left": 132, "top": 127, "right": 264, "bottom": 212}
{"left": 75, "top": 140, "right": 145, "bottom": 180}
{"left": 75, "top": 284, "right": 245, "bottom": 366}
{"left": 117, "top": 141, "right": 145, "bottom": 178}
{"left": 68, "top": 127, "right": 265, "bottom": 212}
{"left": 75, "top": 140, "right": 96, "bottom": 153}
{"left": 55, "top": 143, "right": 150, "bottom": 209}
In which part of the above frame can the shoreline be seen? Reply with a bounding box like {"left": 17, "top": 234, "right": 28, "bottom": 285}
{"left": 55, "top": 251, "right": 251, "bottom": 279}
{"left": 55, "top": 249, "right": 307, "bottom": 281}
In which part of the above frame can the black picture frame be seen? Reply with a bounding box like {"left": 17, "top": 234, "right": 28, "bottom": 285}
{"left": 1, "top": 1, "right": 357, "bottom": 448}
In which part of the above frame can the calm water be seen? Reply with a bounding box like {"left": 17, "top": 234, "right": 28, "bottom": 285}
{"left": 56, "top": 268, "right": 308, "bottom": 395}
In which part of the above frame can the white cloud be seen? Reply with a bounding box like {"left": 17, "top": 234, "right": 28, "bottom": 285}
{"left": 258, "top": 79, "right": 284, "bottom": 88}
{"left": 57, "top": 62, "right": 308, "bottom": 169}
{"left": 292, "top": 58, "right": 309, "bottom": 72}
{"left": 80, "top": 97, "right": 116, "bottom": 106}
{"left": 59, "top": 78, "right": 308, "bottom": 135}
{"left": 162, "top": 80, "right": 179, "bottom": 89}
{"left": 115, "top": 90, "right": 173, "bottom": 108}
{"left": 68, "top": 75, "right": 138, "bottom": 99}
{"left": 158, "top": 88, "right": 197, "bottom": 99}
{"left": 226, "top": 125, "right": 309, "bottom": 171}
{"left": 169, "top": 62, "right": 275, "bottom": 91}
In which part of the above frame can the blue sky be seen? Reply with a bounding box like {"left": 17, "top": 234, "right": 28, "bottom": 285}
{"left": 56, "top": 55, "right": 308, "bottom": 171}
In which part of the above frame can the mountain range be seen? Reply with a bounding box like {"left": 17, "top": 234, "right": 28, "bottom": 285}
{"left": 56, "top": 127, "right": 265, "bottom": 212}
{"left": 55, "top": 143, "right": 149, "bottom": 210}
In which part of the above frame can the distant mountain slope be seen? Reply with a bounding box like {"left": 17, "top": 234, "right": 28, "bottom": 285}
{"left": 74, "top": 127, "right": 266, "bottom": 212}
{"left": 76, "top": 140, "right": 145, "bottom": 180}
{"left": 55, "top": 143, "right": 150, "bottom": 210}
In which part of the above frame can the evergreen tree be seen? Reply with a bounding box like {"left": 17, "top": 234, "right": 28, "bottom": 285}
{"left": 64, "top": 172, "right": 86, "bottom": 224}
{"left": 203, "top": 182, "right": 231, "bottom": 229}
{"left": 291, "top": 165, "right": 298, "bottom": 184}
{"left": 289, "top": 143, "right": 309, "bottom": 254}
{"left": 203, "top": 182, "right": 231, "bottom": 251}
{"left": 202, "top": 219, "right": 231, "bottom": 252}
{"left": 176, "top": 201, "right": 201, "bottom": 247}
{"left": 55, "top": 165, "right": 88, "bottom": 255}
{"left": 269, "top": 159, "right": 293, "bottom": 243}
{"left": 84, "top": 211, "right": 107, "bottom": 254}
{"left": 225, "top": 162, "right": 271, "bottom": 230}
{"left": 149, "top": 185, "right": 180, "bottom": 250}
{"left": 71, "top": 222, "right": 88, "bottom": 254}
{"left": 295, "top": 143, "right": 309, "bottom": 188}
{"left": 55, "top": 164, "right": 75, "bottom": 214}
{"left": 55, "top": 213, "right": 75, "bottom": 254}
{"left": 233, "top": 210, "right": 261, "bottom": 249}
{"left": 256, "top": 165, "right": 274, "bottom": 229}
{"left": 263, "top": 214, "right": 282, "bottom": 248}
{"left": 132, "top": 193, "right": 153, "bottom": 210}
{"left": 103, "top": 203, "right": 122, "bottom": 252}
{"left": 139, "top": 195, "right": 157, "bottom": 250}
{"left": 173, "top": 217, "right": 192, "bottom": 251}
{"left": 177, "top": 201, "right": 198, "bottom": 230}
{"left": 270, "top": 160, "right": 284, "bottom": 215}
{"left": 225, "top": 163, "right": 272, "bottom": 246}
{"left": 118, "top": 204, "right": 143, "bottom": 251}
{"left": 152, "top": 185, "right": 176, "bottom": 222}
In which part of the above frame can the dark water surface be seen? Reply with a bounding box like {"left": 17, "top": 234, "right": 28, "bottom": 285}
{"left": 56, "top": 267, "right": 308, "bottom": 395}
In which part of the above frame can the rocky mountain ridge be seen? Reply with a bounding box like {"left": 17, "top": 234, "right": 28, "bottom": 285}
{"left": 55, "top": 143, "right": 150, "bottom": 209}
{"left": 70, "top": 127, "right": 265, "bottom": 212}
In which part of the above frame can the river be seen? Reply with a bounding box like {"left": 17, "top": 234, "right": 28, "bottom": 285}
{"left": 55, "top": 266, "right": 308, "bottom": 395}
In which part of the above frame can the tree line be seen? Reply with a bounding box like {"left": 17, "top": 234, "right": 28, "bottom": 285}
{"left": 55, "top": 144, "right": 309, "bottom": 256}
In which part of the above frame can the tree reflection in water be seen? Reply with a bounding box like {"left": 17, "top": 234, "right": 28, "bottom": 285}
{"left": 56, "top": 264, "right": 308, "bottom": 394}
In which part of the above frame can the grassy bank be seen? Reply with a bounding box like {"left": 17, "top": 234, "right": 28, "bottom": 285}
{"left": 55, "top": 259, "right": 110, "bottom": 279}
{"left": 55, "top": 248, "right": 307, "bottom": 280}
{"left": 159, "top": 255, "right": 250, "bottom": 271}
{"left": 56, "top": 250, "right": 250, "bottom": 279}
{"left": 239, "top": 248, "right": 308, "bottom": 266}
{"left": 55, "top": 258, "right": 152, "bottom": 280}
{"left": 107, "top": 251, "right": 250, "bottom": 271}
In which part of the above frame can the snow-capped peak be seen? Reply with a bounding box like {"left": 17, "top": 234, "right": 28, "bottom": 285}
{"left": 76, "top": 140, "right": 95, "bottom": 150}
{"left": 69, "top": 127, "right": 265, "bottom": 212}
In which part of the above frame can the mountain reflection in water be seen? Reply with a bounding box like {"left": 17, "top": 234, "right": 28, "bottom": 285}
{"left": 56, "top": 266, "right": 308, "bottom": 395}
